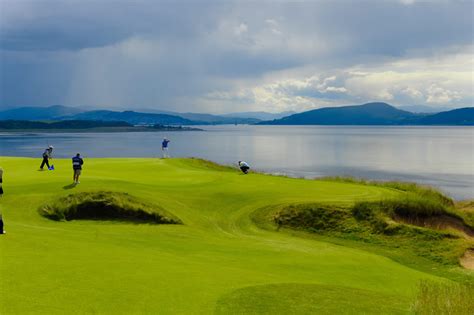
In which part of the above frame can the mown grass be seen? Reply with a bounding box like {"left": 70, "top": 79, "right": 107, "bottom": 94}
{"left": 39, "top": 191, "right": 181, "bottom": 224}
{"left": 216, "top": 283, "right": 411, "bottom": 315}
{"left": 412, "top": 280, "right": 474, "bottom": 314}
{"left": 0, "top": 157, "right": 472, "bottom": 314}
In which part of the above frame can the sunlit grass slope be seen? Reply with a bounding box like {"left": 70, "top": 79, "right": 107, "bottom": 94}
{"left": 0, "top": 157, "right": 471, "bottom": 314}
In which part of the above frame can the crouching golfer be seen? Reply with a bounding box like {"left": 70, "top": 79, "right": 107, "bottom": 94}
{"left": 40, "top": 145, "right": 54, "bottom": 170}
{"left": 238, "top": 161, "right": 250, "bottom": 174}
{"left": 72, "top": 153, "right": 84, "bottom": 184}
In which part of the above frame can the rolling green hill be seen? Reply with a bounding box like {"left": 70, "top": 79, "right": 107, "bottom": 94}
{"left": 0, "top": 157, "right": 472, "bottom": 314}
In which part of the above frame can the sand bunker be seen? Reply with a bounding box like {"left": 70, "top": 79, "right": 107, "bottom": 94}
{"left": 394, "top": 214, "right": 474, "bottom": 239}
{"left": 39, "top": 191, "right": 181, "bottom": 224}
{"left": 460, "top": 249, "right": 474, "bottom": 270}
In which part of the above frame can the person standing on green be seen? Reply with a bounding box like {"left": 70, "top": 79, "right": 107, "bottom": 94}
{"left": 0, "top": 167, "right": 3, "bottom": 196}
{"left": 40, "top": 146, "right": 54, "bottom": 170}
{"left": 0, "top": 168, "right": 4, "bottom": 234}
{"left": 72, "top": 153, "right": 84, "bottom": 184}
{"left": 162, "top": 137, "right": 170, "bottom": 158}
{"left": 0, "top": 213, "right": 5, "bottom": 235}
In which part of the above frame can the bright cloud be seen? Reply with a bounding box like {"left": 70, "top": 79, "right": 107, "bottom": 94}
{"left": 233, "top": 23, "right": 248, "bottom": 36}
{"left": 205, "top": 48, "right": 473, "bottom": 112}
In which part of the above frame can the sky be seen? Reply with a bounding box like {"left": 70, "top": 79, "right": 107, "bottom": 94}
{"left": 0, "top": 0, "right": 473, "bottom": 114}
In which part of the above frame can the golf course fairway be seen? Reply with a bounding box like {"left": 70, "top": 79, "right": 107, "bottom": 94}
{"left": 0, "top": 157, "right": 472, "bottom": 314}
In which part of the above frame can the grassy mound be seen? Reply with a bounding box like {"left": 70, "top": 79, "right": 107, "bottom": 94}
{"left": 39, "top": 191, "right": 181, "bottom": 224}
{"left": 352, "top": 197, "right": 473, "bottom": 267}
{"left": 352, "top": 195, "right": 474, "bottom": 235}
{"left": 456, "top": 200, "right": 474, "bottom": 228}
{"left": 271, "top": 194, "right": 474, "bottom": 266}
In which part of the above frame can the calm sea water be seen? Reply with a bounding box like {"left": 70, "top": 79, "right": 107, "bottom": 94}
{"left": 1, "top": 125, "right": 473, "bottom": 199}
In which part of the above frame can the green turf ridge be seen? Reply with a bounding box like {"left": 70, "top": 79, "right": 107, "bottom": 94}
{"left": 0, "top": 157, "right": 472, "bottom": 314}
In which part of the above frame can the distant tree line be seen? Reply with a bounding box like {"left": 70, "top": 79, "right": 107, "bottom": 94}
{"left": 0, "top": 120, "right": 132, "bottom": 129}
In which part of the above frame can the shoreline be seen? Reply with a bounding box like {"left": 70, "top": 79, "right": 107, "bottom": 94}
{"left": 0, "top": 126, "right": 203, "bottom": 133}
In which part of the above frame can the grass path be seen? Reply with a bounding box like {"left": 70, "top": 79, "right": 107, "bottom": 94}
{"left": 0, "top": 157, "right": 469, "bottom": 314}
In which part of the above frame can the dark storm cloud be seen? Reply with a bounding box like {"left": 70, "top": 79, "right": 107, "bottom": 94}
{"left": 287, "top": 1, "right": 473, "bottom": 56}
{"left": 0, "top": 0, "right": 217, "bottom": 51}
{"left": 0, "top": 0, "right": 472, "bottom": 111}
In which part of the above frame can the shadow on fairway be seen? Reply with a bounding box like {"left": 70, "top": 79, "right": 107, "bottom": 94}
{"left": 63, "top": 183, "right": 76, "bottom": 190}
{"left": 215, "top": 283, "right": 409, "bottom": 314}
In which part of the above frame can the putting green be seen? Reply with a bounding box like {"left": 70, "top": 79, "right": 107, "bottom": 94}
{"left": 0, "top": 157, "right": 464, "bottom": 314}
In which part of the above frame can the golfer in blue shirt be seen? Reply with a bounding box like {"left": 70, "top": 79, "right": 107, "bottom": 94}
{"left": 162, "top": 137, "right": 170, "bottom": 158}
{"left": 72, "top": 153, "right": 84, "bottom": 184}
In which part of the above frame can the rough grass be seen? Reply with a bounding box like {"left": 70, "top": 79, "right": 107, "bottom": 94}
{"left": 411, "top": 280, "right": 474, "bottom": 314}
{"left": 353, "top": 195, "right": 474, "bottom": 233}
{"left": 321, "top": 177, "right": 454, "bottom": 207}
{"left": 39, "top": 191, "right": 181, "bottom": 224}
{"left": 456, "top": 200, "right": 474, "bottom": 228}
{"left": 272, "top": 195, "right": 473, "bottom": 266}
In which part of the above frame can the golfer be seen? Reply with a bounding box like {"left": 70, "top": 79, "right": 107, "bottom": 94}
{"left": 40, "top": 145, "right": 54, "bottom": 170}
{"left": 162, "top": 137, "right": 170, "bottom": 158}
{"left": 0, "top": 213, "right": 5, "bottom": 235}
{"left": 238, "top": 161, "right": 250, "bottom": 174}
{"left": 0, "top": 167, "right": 3, "bottom": 196}
{"left": 72, "top": 153, "right": 84, "bottom": 184}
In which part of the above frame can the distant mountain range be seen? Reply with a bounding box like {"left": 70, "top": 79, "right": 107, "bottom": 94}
{"left": 221, "top": 111, "right": 296, "bottom": 120}
{"left": 134, "top": 108, "right": 294, "bottom": 121}
{"left": 62, "top": 110, "right": 197, "bottom": 125}
{"left": 396, "top": 105, "right": 451, "bottom": 114}
{"left": 0, "top": 106, "right": 264, "bottom": 125}
{"left": 0, "top": 103, "right": 472, "bottom": 126}
{"left": 414, "top": 107, "right": 474, "bottom": 125}
{"left": 0, "top": 105, "right": 83, "bottom": 120}
{"left": 171, "top": 113, "right": 260, "bottom": 124}
{"left": 259, "top": 102, "right": 474, "bottom": 125}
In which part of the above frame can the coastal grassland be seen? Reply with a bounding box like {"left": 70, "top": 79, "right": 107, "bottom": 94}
{"left": 260, "top": 182, "right": 474, "bottom": 280}
{"left": 262, "top": 201, "right": 472, "bottom": 273}
{"left": 411, "top": 280, "right": 474, "bottom": 314}
{"left": 0, "top": 157, "right": 472, "bottom": 314}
